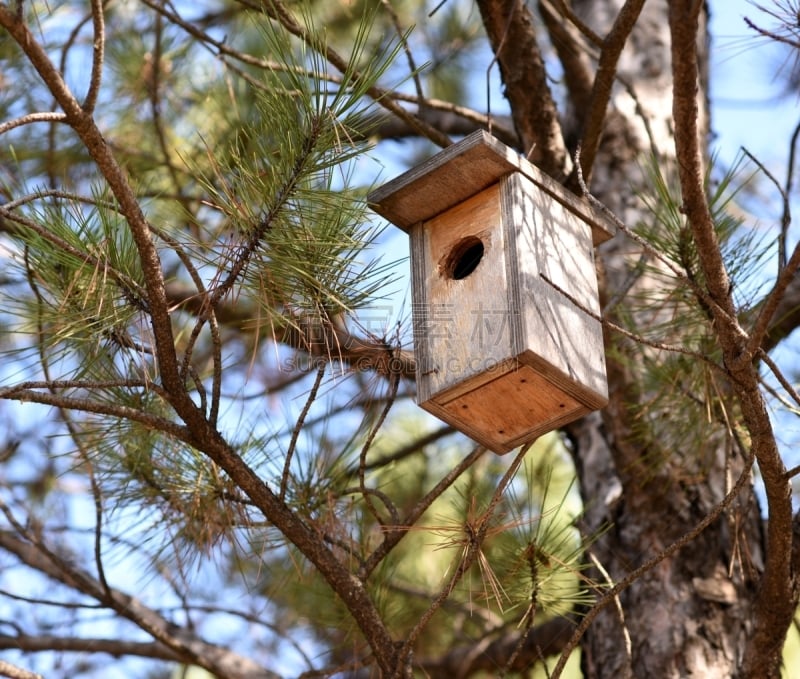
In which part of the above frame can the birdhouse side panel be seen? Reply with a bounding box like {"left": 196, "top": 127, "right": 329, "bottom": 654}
{"left": 411, "top": 184, "right": 515, "bottom": 403}
{"left": 502, "top": 174, "right": 608, "bottom": 404}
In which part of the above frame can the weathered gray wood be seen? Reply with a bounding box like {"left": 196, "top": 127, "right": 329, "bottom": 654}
{"left": 503, "top": 173, "right": 608, "bottom": 406}
{"left": 368, "top": 130, "right": 616, "bottom": 246}
{"left": 413, "top": 184, "right": 513, "bottom": 403}
{"left": 370, "top": 134, "right": 609, "bottom": 454}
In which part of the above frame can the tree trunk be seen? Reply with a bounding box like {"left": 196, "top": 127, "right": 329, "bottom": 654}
{"left": 563, "top": 1, "right": 767, "bottom": 676}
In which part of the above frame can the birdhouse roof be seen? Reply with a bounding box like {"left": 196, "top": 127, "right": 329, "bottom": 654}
{"left": 368, "top": 130, "right": 615, "bottom": 246}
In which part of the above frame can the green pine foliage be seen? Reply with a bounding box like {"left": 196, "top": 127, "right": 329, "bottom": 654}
{"left": 618, "top": 154, "right": 771, "bottom": 476}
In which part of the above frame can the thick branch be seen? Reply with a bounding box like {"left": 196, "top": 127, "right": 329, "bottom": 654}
{"left": 571, "top": 0, "right": 646, "bottom": 186}
{"left": 761, "top": 274, "right": 800, "bottom": 352}
{"left": 370, "top": 108, "right": 517, "bottom": 147}
{"left": 476, "top": 0, "right": 569, "bottom": 178}
{"left": 538, "top": 0, "right": 596, "bottom": 117}
{"left": 669, "top": 2, "right": 798, "bottom": 676}
{"left": 669, "top": 2, "right": 734, "bottom": 320}
{"left": 0, "top": 634, "right": 184, "bottom": 664}
{"left": 419, "top": 616, "right": 574, "bottom": 677}
{"left": 739, "top": 239, "right": 800, "bottom": 363}
{"left": 165, "top": 282, "right": 415, "bottom": 379}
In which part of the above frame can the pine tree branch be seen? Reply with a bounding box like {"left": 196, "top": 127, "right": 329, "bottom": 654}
{"left": 0, "top": 634, "right": 185, "bottom": 665}
{"left": 476, "top": 0, "right": 569, "bottom": 177}
{"left": 0, "top": 6, "right": 184, "bottom": 401}
{"left": 360, "top": 444, "right": 487, "bottom": 579}
{"left": 669, "top": 2, "right": 798, "bottom": 677}
{"left": 248, "top": 0, "right": 453, "bottom": 149}
{"left": 350, "top": 425, "right": 457, "bottom": 474}
{"left": 0, "top": 19, "right": 403, "bottom": 668}
{"left": 165, "top": 281, "right": 416, "bottom": 378}
{"left": 417, "top": 615, "right": 574, "bottom": 677}
{"left": 739, "top": 238, "right": 800, "bottom": 363}
{"left": 760, "top": 275, "right": 800, "bottom": 353}
{"left": 394, "top": 444, "right": 530, "bottom": 675}
{"left": 669, "top": 4, "right": 735, "bottom": 322}
{"left": 0, "top": 530, "right": 273, "bottom": 678}
{"left": 104, "top": 0, "right": 516, "bottom": 147}
{"left": 731, "top": 147, "right": 800, "bottom": 364}
{"left": 1, "top": 387, "right": 402, "bottom": 672}
{"left": 0, "top": 386, "right": 188, "bottom": 441}
{"left": 570, "top": 0, "right": 646, "bottom": 186}
{"left": 0, "top": 206, "right": 149, "bottom": 311}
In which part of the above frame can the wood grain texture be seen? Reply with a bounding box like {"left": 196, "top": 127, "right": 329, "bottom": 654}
{"left": 414, "top": 184, "right": 511, "bottom": 402}
{"left": 428, "top": 363, "right": 590, "bottom": 454}
{"left": 368, "top": 130, "right": 615, "bottom": 246}
{"left": 371, "top": 135, "right": 609, "bottom": 454}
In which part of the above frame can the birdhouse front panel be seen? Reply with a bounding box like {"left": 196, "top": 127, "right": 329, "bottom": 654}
{"left": 368, "top": 131, "right": 613, "bottom": 454}
{"left": 411, "top": 183, "right": 514, "bottom": 401}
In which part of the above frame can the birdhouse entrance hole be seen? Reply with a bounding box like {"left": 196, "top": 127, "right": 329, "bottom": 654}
{"left": 445, "top": 236, "right": 484, "bottom": 280}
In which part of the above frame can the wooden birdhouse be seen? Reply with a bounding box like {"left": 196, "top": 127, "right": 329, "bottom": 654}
{"left": 368, "top": 131, "right": 615, "bottom": 454}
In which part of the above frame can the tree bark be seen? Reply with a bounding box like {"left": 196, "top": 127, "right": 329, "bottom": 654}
{"left": 560, "top": 1, "right": 770, "bottom": 676}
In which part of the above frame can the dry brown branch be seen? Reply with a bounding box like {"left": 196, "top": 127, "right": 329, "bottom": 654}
{"left": 571, "top": 0, "right": 646, "bottom": 186}
{"left": 0, "top": 528, "right": 272, "bottom": 678}
{"left": 669, "top": 2, "right": 798, "bottom": 675}
{"left": 476, "top": 0, "right": 569, "bottom": 177}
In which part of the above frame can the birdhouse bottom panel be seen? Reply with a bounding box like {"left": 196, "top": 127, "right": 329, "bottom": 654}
{"left": 419, "top": 362, "right": 593, "bottom": 454}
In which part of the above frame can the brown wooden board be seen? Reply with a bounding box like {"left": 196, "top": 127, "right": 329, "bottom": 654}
{"left": 368, "top": 130, "right": 615, "bottom": 246}
{"left": 422, "top": 363, "right": 590, "bottom": 454}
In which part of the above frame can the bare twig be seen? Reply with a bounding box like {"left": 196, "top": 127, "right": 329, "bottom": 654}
{"left": 0, "top": 659, "right": 43, "bottom": 679}
{"left": 0, "top": 112, "right": 67, "bottom": 135}
{"left": 358, "top": 368, "right": 401, "bottom": 526}
{"left": 83, "top": 0, "right": 105, "bottom": 112}
{"left": 280, "top": 362, "right": 326, "bottom": 502}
